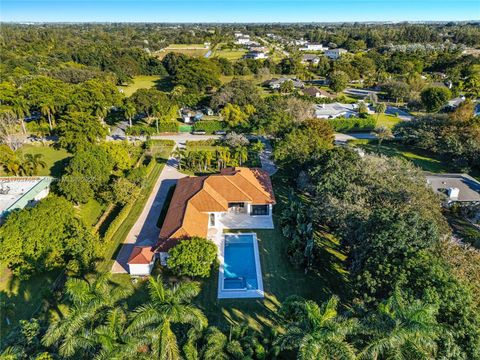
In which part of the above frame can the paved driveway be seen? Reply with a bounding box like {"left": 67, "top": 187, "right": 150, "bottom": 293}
{"left": 111, "top": 156, "right": 185, "bottom": 273}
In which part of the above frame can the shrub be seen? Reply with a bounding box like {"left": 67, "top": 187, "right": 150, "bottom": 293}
{"left": 157, "top": 121, "right": 179, "bottom": 133}
{"left": 327, "top": 116, "right": 376, "bottom": 132}
{"left": 193, "top": 120, "right": 226, "bottom": 134}
{"left": 167, "top": 237, "right": 218, "bottom": 277}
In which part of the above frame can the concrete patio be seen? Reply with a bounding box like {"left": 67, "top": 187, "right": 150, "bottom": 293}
{"left": 218, "top": 212, "right": 274, "bottom": 229}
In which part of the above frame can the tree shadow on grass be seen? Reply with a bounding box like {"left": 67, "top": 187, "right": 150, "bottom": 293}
{"left": 153, "top": 77, "right": 174, "bottom": 92}
{"left": 49, "top": 156, "right": 71, "bottom": 178}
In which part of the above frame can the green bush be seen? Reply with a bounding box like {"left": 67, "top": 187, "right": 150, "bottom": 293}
{"left": 103, "top": 202, "right": 134, "bottom": 242}
{"left": 167, "top": 237, "right": 218, "bottom": 277}
{"left": 125, "top": 125, "right": 155, "bottom": 136}
{"left": 157, "top": 121, "right": 178, "bottom": 133}
{"left": 193, "top": 120, "right": 226, "bottom": 134}
{"left": 327, "top": 116, "right": 376, "bottom": 132}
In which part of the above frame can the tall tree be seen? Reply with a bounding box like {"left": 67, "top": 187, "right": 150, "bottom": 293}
{"left": 128, "top": 275, "right": 207, "bottom": 360}
{"left": 275, "top": 296, "right": 357, "bottom": 360}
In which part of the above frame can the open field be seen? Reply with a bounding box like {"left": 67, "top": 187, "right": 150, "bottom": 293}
{"left": 156, "top": 44, "right": 210, "bottom": 59}
{"left": 118, "top": 75, "right": 166, "bottom": 96}
{"left": 213, "top": 48, "right": 247, "bottom": 60}
{"left": 374, "top": 113, "right": 404, "bottom": 129}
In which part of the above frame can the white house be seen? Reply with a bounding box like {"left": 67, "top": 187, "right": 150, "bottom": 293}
{"left": 314, "top": 103, "right": 358, "bottom": 119}
{"left": 235, "top": 36, "right": 251, "bottom": 45}
{"left": 244, "top": 51, "right": 268, "bottom": 60}
{"left": 127, "top": 246, "right": 156, "bottom": 276}
{"left": 426, "top": 174, "right": 480, "bottom": 207}
{"left": 302, "top": 54, "right": 321, "bottom": 65}
{"left": 0, "top": 177, "right": 53, "bottom": 221}
{"left": 325, "top": 48, "right": 347, "bottom": 60}
{"left": 267, "top": 77, "right": 304, "bottom": 90}
{"left": 300, "top": 43, "right": 326, "bottom": 51}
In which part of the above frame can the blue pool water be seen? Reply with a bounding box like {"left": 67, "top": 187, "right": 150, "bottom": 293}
{"left": 223, "top": 234, "right": 258, "bottom": 290}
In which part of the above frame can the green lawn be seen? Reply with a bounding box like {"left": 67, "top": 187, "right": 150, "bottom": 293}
{"left": 354, "top": 141, "right": 453, "bottom": 173}
{"left": 213, "top": 49, "right": 247, "bottom": 60}
{"left": 15, "top": 144, "right": 71, "bottom": 177}
{"left": 374, "top": 113, "right": 404, "bottom": 129}
{"left": 76, "top": 198, "right": 106, "bottom": 227}
{"left": 118, "top": 75, "right": 167, "bottom": 97}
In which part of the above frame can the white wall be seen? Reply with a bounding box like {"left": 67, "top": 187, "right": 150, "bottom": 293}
{"left": 129, "top": 261, "right": 154, "bottom": 276}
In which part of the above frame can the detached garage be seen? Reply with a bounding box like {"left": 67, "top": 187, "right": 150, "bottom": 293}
{"left": 127, "top": 246, "right": 156, "bottom": 276}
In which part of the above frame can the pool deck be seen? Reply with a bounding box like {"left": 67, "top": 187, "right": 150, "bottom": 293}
{"left": 216, "top": 232, "right": 265, "bottom": 299}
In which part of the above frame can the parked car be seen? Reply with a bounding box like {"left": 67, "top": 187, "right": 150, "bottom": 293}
{"left": 214, "top": 130, "right": 227, "bottom": 135}
{"left": 192, "top": 130, "right": 206, "bottom": 135}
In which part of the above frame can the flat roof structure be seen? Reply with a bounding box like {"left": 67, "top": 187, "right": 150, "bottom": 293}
{"left": 426, "top": 173, "right": 480, "bottom": 203}
{"left": 0, "top": 177, "right": 53, "bottom": 219}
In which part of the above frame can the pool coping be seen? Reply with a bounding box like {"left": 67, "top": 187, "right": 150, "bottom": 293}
{"left": 217, "top": 232, "right": 265, "bottom": 299}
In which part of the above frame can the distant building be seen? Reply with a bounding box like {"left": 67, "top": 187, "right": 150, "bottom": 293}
{"left": 235, "top": 35, "right": 251, "bottom": 45}
{"left": 244, "top": 51, "right": 268, "bottom": 60}
{"left": 0, "top": 177, "right": 53, "bottom": 221}
{"left": 267, "top": 77, "right": 304, "bottom": 90}
{"left": 444, "top": 96, "right": 466, "bottom": 111}
{"left": 301, "top": 54, "right": 320, "bottom": 65}
{"left": 314, "top": 103, "right": 358, "bottom": 119}
{"left": 426, "top": 174, "right": 480, "bottom": 206}
{"left": 300, "top": 44, "right": 326, "bottom": 51}
{"left": 325, "top": 48, "right": 347, "bottom": 60}
{"left": 302, "top": 87, "right": 334, "bottom": 99}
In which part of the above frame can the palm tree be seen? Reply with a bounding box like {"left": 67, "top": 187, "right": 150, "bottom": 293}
{"left": 128, "top": 275, "right": 207, "bottom": 360}
{"left": 5, "top": 159, "right": 26, "bottom": 176}
{"left": 234, "top": 146, "right": 248, "bottom": 166}
{"left": 274, "top": 296, "right": 357, "bottom": 360}
{"left": 94, "top": 307, "right": 146, "bottom": 360}
{"left": 360, "top": 289, "right": 440, "bottom": 360}
{"left": 12, "top": 97, "right": 30, "bottom": 135}
{"left": 216, "top": 148, "right": 231, "bottom": 170}
{"left": 372, "top": 126, "right": 393, "bottom": 149}
{"left": 375, "top": 103, "right": 387, "bottom": 123}
{"left": 123, "top": 101, "right": 136, "bottom": 128}
{"left": 39, "top": 99, "right": 55, "bottom": 130}
{"left": 172, "top": 148, "right": 186, "bottom": 170}
{"left": 42, "top": 274, "right": 133, "bottom": 358}
{"left": 23, "top": 153, "right": 47, "bottom": 176}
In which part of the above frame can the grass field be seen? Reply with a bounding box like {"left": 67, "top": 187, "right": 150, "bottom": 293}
{"left": 353, "top": 140, "right": 454, "bottom": 173}
{"left": 12, "top": 144, "right": 71, "bottom": 177}
{"left": 157, "top": 44, "right": 210, "bottom": 59}
{"left": 374, "top": 113, "right": 404, "bottom": 129}
{"left": 118, "top": 75, "right": 166, "bottom": 96}
{"left": 213, "top": 49, "right": 247, "bottom": 60}
{"left": 76, "top": 198, "right": 106, "bottom": 227}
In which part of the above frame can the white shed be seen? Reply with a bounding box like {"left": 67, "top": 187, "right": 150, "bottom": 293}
{"left": 127, "top": 246, "right": 156, "bottom": 276}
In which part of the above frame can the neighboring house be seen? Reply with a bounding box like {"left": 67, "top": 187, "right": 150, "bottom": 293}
{"left": 0, "top": 177, "right": 53, "bottom": 221}
{"left": 291, "top": 39, "right": 308, "bottom": 46}
{"left": 236, "top": 36, "right": 251, "bottom": 45}
{"left": 267, "top": 77, "right": 304, "bottom": 90}
{"left": 181, "top": 108, "right": 203, "bottom": 123}
{"left": 314, "top": 103, "right": 358, "bottom": 119}
{"left": 444, "top": 96, "right": 466, "bottom": 111}
{"left": 302, "top": 54, "right": 320, "bottom": 65}
{"left": 303, "top": 87, "right": 334, "bottom": 99}
{"left": 244, "top": 50, "right": 268, "bottom": 60}
{"left": 426, "top": 174, "right": 480, "bottom": 207}
{"left": 127, "top": 246, "right": 156, "bottom": 276}
{"left": 156, "top": 167, "right": 276, "bottom": 260}
{"left": 300, "top": 44, "right": 326, "bottom": 51}
{"left": 325, "top": 48, "right": 347, "bottom": 60}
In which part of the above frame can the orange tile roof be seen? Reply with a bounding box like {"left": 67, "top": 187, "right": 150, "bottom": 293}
{"left": 127, "top": 246, "right": 155, "bottom": 264}
{"left": 157, "top": 167, "right": 275, "bottom": 251}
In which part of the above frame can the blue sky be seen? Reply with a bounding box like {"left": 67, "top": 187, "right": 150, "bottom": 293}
{"left": 1, "top": 1, "right": 479, "bottom": 23}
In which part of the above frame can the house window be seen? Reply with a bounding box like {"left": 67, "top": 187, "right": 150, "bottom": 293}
{"left": 228, "top": 202, "right": 244, "bottom": 208}
{"left": 209, "top": 213, "right": 215, "bottom": 226}
{"left": 250, "top": 205, "right": 269, "bottom": 216}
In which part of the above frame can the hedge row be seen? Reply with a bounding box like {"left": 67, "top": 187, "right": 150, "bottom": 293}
{"left": 193, "top": 120, "right": 226, "bottom": 134}
{"left": 125, "top": 122, "right": 179, "bottom": 135}
{"left": 327, "top": 116, "right": 376, "bottom": 132}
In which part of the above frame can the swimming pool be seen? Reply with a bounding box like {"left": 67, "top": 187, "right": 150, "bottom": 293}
{"left": 218, "top": 233, "right": 264, "bottom": 299}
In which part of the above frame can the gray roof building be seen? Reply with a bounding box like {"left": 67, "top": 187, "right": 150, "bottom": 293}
{"left": 426, "top": 173, "right": 480, "bottom": 204}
